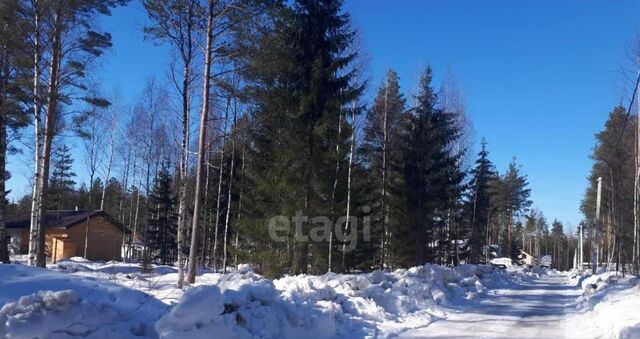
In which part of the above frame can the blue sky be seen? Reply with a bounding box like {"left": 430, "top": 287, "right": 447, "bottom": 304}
{"left": 7, "top": 1, "right": 640, "bottom": 230}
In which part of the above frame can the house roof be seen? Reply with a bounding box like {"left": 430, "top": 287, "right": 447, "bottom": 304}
{"left": 519, "top": 249, "right": 536, "bottom": 258}
{"left": 6, "top": 210, "right": 125, "bottom": 232}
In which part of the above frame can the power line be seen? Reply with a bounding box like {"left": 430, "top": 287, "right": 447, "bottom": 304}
{"left": 619, "top": 70, "right": 640, "bottom": 147}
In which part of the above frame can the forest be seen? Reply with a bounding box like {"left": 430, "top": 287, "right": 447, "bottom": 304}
{"left": 0, "top": 0, "right": 636, "bottom": 286}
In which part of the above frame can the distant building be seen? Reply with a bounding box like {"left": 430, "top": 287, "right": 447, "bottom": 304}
{"left": 6, "top": 210, "right": 124, "bottom": 262}
{"left": 518, "top": 249, "right": 536, "bottom": 266}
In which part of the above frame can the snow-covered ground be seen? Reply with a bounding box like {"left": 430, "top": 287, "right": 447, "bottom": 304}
{"left": 1, "top": 257, "right": 639, "bottom": 338}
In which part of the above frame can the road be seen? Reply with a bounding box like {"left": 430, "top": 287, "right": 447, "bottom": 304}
{"left": 399, "top": 273, "right": 582, "bottom": 339}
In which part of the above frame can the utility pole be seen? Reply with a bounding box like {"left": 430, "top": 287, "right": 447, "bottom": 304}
{"left": 593, "top": 177, "right": 602, "bottom": 275}
{"left": 579, "top": 223, "right": 583, "bottom": 270}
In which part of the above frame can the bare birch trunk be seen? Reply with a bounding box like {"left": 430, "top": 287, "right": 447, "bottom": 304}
{"left": 212, "top": 101, "right": 229, "bottom": 271}
{"left": 380, "top": 78, "right": 389, "bottom": 270}
{"left": 187, "top": 0, "right": 214, "bottom": 284}
{"left": 100, "top": 118, "right": 117, "bottom": 211}
{"left": 328, "top": 113, "right": 343, "bottom": 272}
{"left": 222, "top": 99, "right": 238, "bottom": 273}
{"left": 177, "top": 6, "right": 194, "bottom": 287}
{"left": 341, "top": 103, "right": 356, "bottom": 270}
{"left": 28, "top": 0, "right": 42, "bottom": 266}
{"left": 132, "top": 179, "right": 141, "bottom": 259}
{"left": 119, "top": 144, "right": 131, "bottom": 223}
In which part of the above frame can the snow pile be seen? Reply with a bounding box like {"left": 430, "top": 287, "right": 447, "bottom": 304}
{"left": 156, "top": 268, "right": 354, "bottom": 339}
{"left": 565, "top": 268, "right": 640, "bottom": 339}
{"left": 158, "top": 264, "right": 517, "bottom": 338}
{"left": 568, "top": 268, "right": 622, "bottom": 299}
{"left": 54, "top": 257, "right": 178, "bottom": 275}
{"left": 0, "top": 264, "right": 167, "bottom": 338}
{"left": 619, "top": 323, "right": 640, "bottom": 339}
{"left": 575, "top": 280, "right": 640, "bottom": 338}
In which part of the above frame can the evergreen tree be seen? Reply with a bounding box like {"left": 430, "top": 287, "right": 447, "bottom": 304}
{"left": 498, "top": 158, "right": 531, "bottom": 258}
{"left": 360, "top": 69, "right": 407, "bottom": 269}
{"left": 147, "top": 163, "right": 177, "bottom": 265}
{"left": 550, "top": 219, "right": 564, "bottom": 269}
{"left": 238, "top": 0, "right": 362, "bottom": 277}
{"left": 465, "top": 138, "right": 498, "bottom": 263}
{"left": 48, "top": 144, "right": 76, "bottom": 210}
{"left": 0, "top": 0, "right": 30, "bottom": 263}
{"left": 580, "top": 106, "right": 634, "bottom": 271}
{"left": 398, "top": 66, "right": 464, "bottom": 267}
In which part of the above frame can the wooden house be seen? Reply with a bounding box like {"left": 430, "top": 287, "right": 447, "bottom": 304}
{"left": 6, "top": 210, "right": 124, "bottom": 263}
{"left": 517, "top": 249, "right": 537, "bottom": 266}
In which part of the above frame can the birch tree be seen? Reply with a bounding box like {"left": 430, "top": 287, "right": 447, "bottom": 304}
{"left": 100, "top": 108, "right": 118, "bottom": 211}
{"left": 187, "top": 0, "right": 215, "bottom": 284}
{"left": 143, "top": 0, "right": 203, "bottom": 288}
{"left": 28, "top": 0, "right": 127, "bottom": 267}
{"left": 360, "top": 69, "right": 406, "bottom": 269}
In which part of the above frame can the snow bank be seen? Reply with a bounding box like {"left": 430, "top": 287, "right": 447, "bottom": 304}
{"left": 157, "top": 264, "right": 516, "bottom": 338}
{"left": 619, "top": 323, "right": 640, "bottom": 339}
{"left": 566, "top": 268, "right": 640, "bottom": 339}
{"left": 0, "top": 261, "right": 541, "bottom": 338}
{"left": 54, "top": 258, "right": 177, "bottom": 275}
{"left": 0, "top": 264, "right": 166, "bottom": 338}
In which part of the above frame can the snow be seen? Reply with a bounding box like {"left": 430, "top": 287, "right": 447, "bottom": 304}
{"left": 1, "top": 259, "right": 639, "bottom": 338}
{"left": 0, "top": 264, "right": 167, "bottom": 338}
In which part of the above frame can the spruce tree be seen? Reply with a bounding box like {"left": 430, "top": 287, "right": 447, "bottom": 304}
{"left": 465, "top": 138, "right": 498, "bottom": 263}
{"left": 238, "top": 0, "right": 362, "bottom": 276}
{"left": 48, "top": 144, "right": 77, "bottom": 210}
{"left": 398, "top": 66, "right": 464, "bottom": 267}
{"left": 147, "top": 163, "right": 177, "bottom": 265}
{"left": 360, "top": 69, "right": 407, "bottom": 269}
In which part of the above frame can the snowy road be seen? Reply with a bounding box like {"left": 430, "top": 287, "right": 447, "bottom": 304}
{"left": 400, "top": 273, "right": 582, "bottom": 339}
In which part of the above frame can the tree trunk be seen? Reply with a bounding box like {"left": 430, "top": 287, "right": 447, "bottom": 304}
{"left": 328, "top": 113, "right": 343, "bottom": 272}
{"left": 28, "top": 0, "right": 42, "bottom": 266}
{"left": 212, "top": 100, "right": 229, "bottom": 271}
{"left": 187, "top": 0, "right": 214, "bottom": 284}
{"left": 380, "top": 78, "right": 388, "bottom": 270}
{"left": 341, "top": 103, "right": 356, "bottom": 271}
{"left": 35, "top": 5, "right": 63, "bottom": 267}
{"left": 100, "top": 118, "right": 116, "bottom": 211}
{"left": 176, "top": 8, "right": 194, "bottom": 287}
{"left": 0, "top": 66, "right": 7, "bottom": 263}
{"left": 234, "top": 142, "right": 246, "bottom": 269}
{"left": 222, "top": 98, "right": 238, "bottom": 273}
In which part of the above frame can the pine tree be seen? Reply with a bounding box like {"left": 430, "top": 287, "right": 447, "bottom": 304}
{"left": 580, "top": 106, "right": 635, "bottom": 272}
{"left": 0, "top": 0, "right": 29, "bottom": 263}
{"left": 498, "top": 158, "right": 532, "bottom": 259}
{"left": 28, "top": 0, "right": 129, "bottom": 267}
